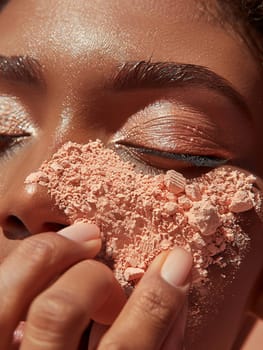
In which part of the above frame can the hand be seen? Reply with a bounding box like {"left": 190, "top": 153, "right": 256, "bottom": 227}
{"left": 0, "top": 223, "right": 192, "bottom": 350}
{"left": 90, "top": 247, "right": 192, "bottom": 350}
{"left": 0, "top": 223, "right": 125, "bottom": 350}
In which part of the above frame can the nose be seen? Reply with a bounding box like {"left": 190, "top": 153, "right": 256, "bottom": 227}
{"left": 0, "top": 180, "right": 68, "bottom": 238}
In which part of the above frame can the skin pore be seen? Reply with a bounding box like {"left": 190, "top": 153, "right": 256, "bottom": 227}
{"left": 0, "top": 0, "right": 262, "bottom": 349}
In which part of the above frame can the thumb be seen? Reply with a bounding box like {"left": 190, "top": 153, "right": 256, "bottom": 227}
{"left": 98, "top": 247, "right": 192, "bottom": 350}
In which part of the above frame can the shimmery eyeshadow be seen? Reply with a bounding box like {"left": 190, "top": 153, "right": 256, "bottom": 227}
{"left": 0, "top": 96, "right": 33, "bottom": 135}
{"left": 25, "top": 140, "right": 261, "bottom": 291}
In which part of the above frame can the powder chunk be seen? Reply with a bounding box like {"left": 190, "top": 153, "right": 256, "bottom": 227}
{"left": 25, "top": 140, "right": 261, "bottom": 290}
{"left": 229, "top": 190, "right": 254, "bottom": 213}
{"left": 124, "top": 267, "right": 145, "bottom": 281}
{"left": 163, "top": 202, "right": 178, "bottom": 215}
{"left": 25, "top": 171, "right": 48, "bottom": 184}
{"left": 185, "top": 184, "right": 202, "bottom": 201}
{"left": 186, "top": 201, "right": 221, "bottom": 236}
{"left": 164, "top": 170, "right": 186, "bottom": 194}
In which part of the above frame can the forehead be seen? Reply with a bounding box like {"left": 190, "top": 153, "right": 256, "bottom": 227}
{"left": 0, "top": 0, "right": 258, "bottom": 97}
{"left": 0, "top": 1, "right": 252, "bottom": 69}
{"left": 0, "top": 0, "right": 226, "bottom": 59}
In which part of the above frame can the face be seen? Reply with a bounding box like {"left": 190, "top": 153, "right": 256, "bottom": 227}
{"left": 0, "top": 0, "right": 262, "bottom": 349}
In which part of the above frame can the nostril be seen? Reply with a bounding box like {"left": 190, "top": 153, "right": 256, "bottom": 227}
{"left": 3, "top": 216, "right": 68, "bottom": 239}
{"left": 4, "top": 215, "right": 30, "bottom": 240}
{"left": 42, "top": 223, "right": 67, "bottom": 233}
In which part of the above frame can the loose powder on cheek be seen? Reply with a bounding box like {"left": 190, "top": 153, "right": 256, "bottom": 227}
{"left": 25, "top": 140, "right": 261, "bottom": 291}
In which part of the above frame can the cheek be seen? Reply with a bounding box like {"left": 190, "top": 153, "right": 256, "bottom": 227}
{"left": 0, "top": 163, "right": 15, "bottom": 216}
{"left": 25, "top": 139, "right": 261, "bottom": 294}
{"left": 0, "top": 134, "right": 55, "bottom": 199}
{"left": 0, "top": 158, "right": 25, "bottom": 201}
{"left": 186, "top": 249, "right": 262, "bottom": 348}
{"left": 186, "top": 204, "right": 263, "bottom": 343}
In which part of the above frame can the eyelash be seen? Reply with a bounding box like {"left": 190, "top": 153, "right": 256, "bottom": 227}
{"left": 0, "top": 134, "right": 29, "bottom": 160}
{"left": 130, "top": 146, "right": 227, "bottom": 167}
{"left": 115, "top": 142, "right": 228, "bottom": 170}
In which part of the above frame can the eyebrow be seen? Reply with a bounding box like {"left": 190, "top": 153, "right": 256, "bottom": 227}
{"left": 0, "top": 55, "right": 45, "bottom": 88}
{"left": 114, "top": 61, "right": 250, "bottom": 116}
{"left": 0, "top": 55, "right": 250, "bottom": 117}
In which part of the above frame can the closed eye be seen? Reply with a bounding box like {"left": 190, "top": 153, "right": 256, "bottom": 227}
{"left": 115, "top": 142, "right": 228, "bottom": 170}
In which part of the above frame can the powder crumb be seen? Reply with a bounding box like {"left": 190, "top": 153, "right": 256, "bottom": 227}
{"left": 25, "top": 140, "right": 261, "bottom": 291}
{"left": 185, "top": 184, "right": 202, "bottom": 201}
{"left": 124, "top": 267, "right": 145, "bottom": 281}
{"left": 186, "top": 201, "right": 221, "bottom": 236}
{"left": 229, "top": 190, "right": 254, "bottom": 213}
{"left": 25, "top": 171, "right": 48, "bottom": 185}
{"left": 164, "top": 170, "right": 186, "bottom": 194}
{"left": 163, "top": 202, "right": 178, "bottom": 215}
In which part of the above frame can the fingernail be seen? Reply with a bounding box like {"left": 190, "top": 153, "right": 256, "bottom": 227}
{"left": 13, "top": 321, "right": 25, "bottom": 346}
{"left": 58, "top": 223, "right": 101, "bottom": 242}
{"left": 161, "top": 247, "right": 192, "bottom": 287}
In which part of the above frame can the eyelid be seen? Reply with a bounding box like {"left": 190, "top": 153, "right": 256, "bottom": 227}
{"left": 0, "top": 95, "right": 35, "bottom": 160}
{"left": 110, "top": 97, "right": 239, "bottom": 172}
{"left": 112, "top": 95, "right": 250, "bottom": 158}
{"left": 0, "top": 95, "right": 34, "bottom": 135}
{"left": 113, "top": 114, "right": 232, "bottom": 160}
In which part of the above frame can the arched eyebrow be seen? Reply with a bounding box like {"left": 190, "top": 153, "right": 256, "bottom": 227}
{"left": 0, "top": 55, "right": 250, "bottom": 119}
{"left": 114, "top": 61, "right": 251, "bottom": 118}
{"left": 0, "top": 55, "right": 45, "bottom": 88}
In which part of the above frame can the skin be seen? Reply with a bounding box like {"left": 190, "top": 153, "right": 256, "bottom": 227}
{"left": 0, "top": 0, "right": 262, "bottom": 349}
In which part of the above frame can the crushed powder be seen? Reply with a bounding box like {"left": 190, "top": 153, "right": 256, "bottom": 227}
{"left": 25, "top": 140, "right": 261, "bottom": 290}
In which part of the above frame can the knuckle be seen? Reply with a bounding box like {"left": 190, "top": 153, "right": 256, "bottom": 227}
{"left": 17, "top": 236, "right": 55, "bottom": 265}
{"left": 29, "top": 290, "right": 85, "bottom": 333}
{"left": 134, "top": 285, "right": 176, "bottom": 330}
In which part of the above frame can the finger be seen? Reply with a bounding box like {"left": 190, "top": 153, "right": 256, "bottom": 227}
{"left": 20, "top": 260, "right": 126, "bottom": 350}
{"left": 161, "top": 300, "right": 188, "bottom": 350}
{"left": 98, "top": 247, "right": 192, "bottom": 350}
{"left": 11, "top": 321, "right": 26, "bottom": 350}
{"left": 0, "top": 223, "right": 101, "bottom": 349}
{"left": 88, "top": 323, "right": 109, "bottom": 350}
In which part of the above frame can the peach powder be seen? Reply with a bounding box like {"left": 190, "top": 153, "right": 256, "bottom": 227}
{"left": 25, "top": 140, "right": 261, "bottom": 290}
